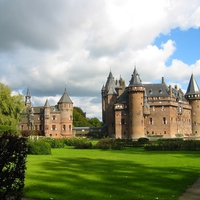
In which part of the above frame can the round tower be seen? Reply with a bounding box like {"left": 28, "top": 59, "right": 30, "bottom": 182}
{"left": 58, "top": 88, "right": 73, "bottom": 137}
{"left": 127, "top": 68, "right": 145, "bottom": 139}
{"left": 185, "top": 74, "right": 200, "bottom": 137}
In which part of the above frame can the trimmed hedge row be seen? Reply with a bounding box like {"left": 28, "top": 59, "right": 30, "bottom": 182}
{"left": 145, "top": 140, "right": 200, "bottom": 151}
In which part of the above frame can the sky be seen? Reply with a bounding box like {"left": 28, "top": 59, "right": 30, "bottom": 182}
{"left": 0, "top": 0, "right": 200, "bottom": 120}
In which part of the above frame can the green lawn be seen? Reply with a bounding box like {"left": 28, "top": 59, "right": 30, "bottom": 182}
{"left": 23, "top": 147, "right": 200, "bottom": 200}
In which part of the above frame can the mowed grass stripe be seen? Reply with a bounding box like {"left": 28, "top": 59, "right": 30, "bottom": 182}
{"left": 24, "top": 147, "right": 200, "bottom": 200}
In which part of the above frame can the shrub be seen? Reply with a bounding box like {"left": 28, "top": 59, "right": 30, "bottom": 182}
{"left": 95, "top": 138, "right": 125, "bottom": 150}
{"left": 46, "top": 138, "right": 65, "bottom": 148}
{"left": 138, "top": 137, "right": 149, "bottom": 144}
{"left": 27, "top": 140, "right": 51, "bottom": 155}
{"left": 145, "top": 140, "right": 200, "bottom": 151}
{"left": 0, "top": 133, "right": 28, "bottom": 200}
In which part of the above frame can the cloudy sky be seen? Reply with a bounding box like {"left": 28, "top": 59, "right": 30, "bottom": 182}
{"left": 1, "top": 0, "right": 200, "bottom": 120}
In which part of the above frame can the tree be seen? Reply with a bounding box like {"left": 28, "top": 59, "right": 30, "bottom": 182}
{"left": 73, "top": 107, "right": 102, "bottom": 127}
{"left": 0, "top": 83, "right": 24, "bottom": 134}
{"left": 88, "top": 117, "right": 103, "bottom": 127}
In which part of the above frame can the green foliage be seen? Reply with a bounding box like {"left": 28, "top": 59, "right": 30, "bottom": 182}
{"left": 27, "top": 139, "right": 51, "bottom": 155}
{"left": 95, "top": 138, "right": 125, "bottom": 150}
{"left": 138, "top": 137, "right": 149, "bottom": 144}
{"left": 0, "top": 133, "right": 28, "bottom": 199}
{"left": 64, "top": 137, "right": 93, "bottom": 149}
{"left": 73, "top": 107, "right": 102, "bottom": 127}
{"left": 0, "top": 83, "right": 24, "bottom": 134}
{"left": 145, "top": 140, "right": 200, "bottom": 151}
{"left": 87, "top": 117, "right": 103, "bottom": 127}
{"left": 46, "top": 138, "right": 65, "bottom": 148}
{"left": 73, "top": 107, "right": 91, "bottom": 127}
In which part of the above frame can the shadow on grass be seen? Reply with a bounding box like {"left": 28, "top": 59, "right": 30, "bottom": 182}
{"left": 23, "top": 148, "right": 200, "bottom": 200}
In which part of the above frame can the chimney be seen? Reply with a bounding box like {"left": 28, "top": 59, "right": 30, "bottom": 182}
{"left": 169, "top": 85, "right": 172, "bottom": 97}
{"left": 162, "top": 77, "right": 165, "bottom": 84}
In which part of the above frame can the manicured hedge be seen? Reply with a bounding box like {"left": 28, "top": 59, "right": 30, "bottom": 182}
{"left": 145, "top": 140, "right": 200, "bottom": 151}
{"left": 27, "top": 140, "right": 51, "bottom": 155}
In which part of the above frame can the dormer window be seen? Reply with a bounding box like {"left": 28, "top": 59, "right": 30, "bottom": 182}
{"left": 149, "top": 89, "right": 153, "bottom": 94}
{"left": 159, "top": 89, "right": 162, "bottom": 93}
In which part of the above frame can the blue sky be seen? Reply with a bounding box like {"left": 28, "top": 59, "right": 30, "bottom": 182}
{"left": 0, "top": 0, "right": 200, "bottom": 119}
{"left": 154, "top": 28, "right": 200, "bottom": 66}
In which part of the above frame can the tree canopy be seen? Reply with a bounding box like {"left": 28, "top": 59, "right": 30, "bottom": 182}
{"left": 73, "top": 107, "right": 102, "bottom": 127}
{"left": 0, "top": 83, "right": 24, "bottom": 133}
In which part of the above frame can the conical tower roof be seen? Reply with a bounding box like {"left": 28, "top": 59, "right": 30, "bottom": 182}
{"left": 58, "top": 89, "right": 73, "bottom": 103}
{"left": 185, "top": 74, "right": 200, "bottom": 95}
{"left": 105, "top": 71, "right": 115, "bottom": 91}
{"left": 107, "top": 80, "right": 117, "bottom": 95}
{"left": 44, "top": 99, "right": 50, "bottom": 107}
{"left": 129, "top": 67, "right": 143, "bottom": 86}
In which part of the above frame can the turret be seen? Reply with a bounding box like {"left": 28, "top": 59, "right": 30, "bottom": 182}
{"left": 185, "top": 74, "right": 200, "bottom": 136}
{"left": 44, "top": 99, "right": 50, "bottom": 136}
{"left": 127, "top": 67, "right": 145, "bottom": 138}
{"left": 58, "top": 88, "right": 73, "bottom": 136}
{"left": 25, "top": 87, "right": 31, "bottom": 108}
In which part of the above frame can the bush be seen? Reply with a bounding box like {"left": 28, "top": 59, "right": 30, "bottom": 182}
{"left": 95, "top": 138, "right": 125, "bottom": 150}
{"left": 0, "top": 133, "right": 28, "bottom": 200}
{"left": 28, "top": 140, "right": 51, "bottom": 155}
{"left": 46, "top": 138, "right": 65, "bottom": 148}
{"left": 138, "top": 137, "right": 149, "bottom": 144}
{"left": 145, "top": 140, "right": 200, "bottom": 151}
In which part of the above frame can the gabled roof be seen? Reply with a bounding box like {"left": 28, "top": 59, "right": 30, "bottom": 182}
{"left": 185, "top": 74, "right": 200, "bottom": 95}
{"left": 58, "top": 89, "right": 73, "bottom": 103}
{"left": 129, "top": 68, "right": 143, "bottom": 86}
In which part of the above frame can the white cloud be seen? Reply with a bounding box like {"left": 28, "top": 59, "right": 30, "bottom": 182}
{"left": 0, "top": 0, "right": 200, "bottom": 119}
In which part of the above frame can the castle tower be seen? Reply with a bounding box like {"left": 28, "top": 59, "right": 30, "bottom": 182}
{"left": 185, "top": 74, "right": 200, "bottom": 136}
{"left": 101, "top": 71, "right": 115, "bottom": 124}
{"left": 107, "top": 79, "right": 118, "bottom": 137}
{"left": 127, "top": 68, "right": 145, "bottom": 138}
{"left": 44, "top": 99, "right": 50, "bottom": 136}
{"left": 58, "top": 88, "right": 73, "bottom": 137}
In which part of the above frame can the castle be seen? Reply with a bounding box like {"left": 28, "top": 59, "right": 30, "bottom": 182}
{"left": 20, "top": 88, "right": 74, "bottom": 138}
{"left": 101, "top": 68, "right": 200, "bottom": 139}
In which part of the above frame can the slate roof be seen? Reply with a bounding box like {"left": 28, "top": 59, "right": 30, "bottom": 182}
{"left": 185, "top": 74, "right": 200, "bottom": 95}
{"left": 58, "top": 89, "right": 73, "bottom": 103}
{"left": 129, "top": 68, "right": 143, "bottom": 86}
{"left": 144, "top": 83, "right": 169, "bottom": 97}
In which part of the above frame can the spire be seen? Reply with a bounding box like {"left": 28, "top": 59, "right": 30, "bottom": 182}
{"left": 108, "top": 80, "right": 117, "bottom": 95}
{"left": 58, "top": 88, "right": 73, "bottom": 103}
{"left": 129, "top": 67, "right": 143, "bottom": 86}
{"left": 185, "top": 74, "right": 200, "bottom": 95}
{"left": 44, "top": 99, "right": 50, "bottom": 107}
{"left": 105, "top": 70, "right": 115, "bottom": 91}
{"left": 25, "top": 86, "right": 31, "bottom": 107}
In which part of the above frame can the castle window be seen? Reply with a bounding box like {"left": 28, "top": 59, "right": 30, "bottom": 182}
{"left": 152, "top": 131, "right": 154, "bottom": 134}
{"left": 40, "top": 125, "right": 43, "bottom": 130}
{"left": 52, "top": 125, "right": 56, "bottom": 130}
{"left": 152, "top": 106, "right": 155, "bottom": 111}
{"left": 194, "top": 121, "right": 197, "bottom": 126}
{"left": 162, "top": 106, "right": 165, "bottom": 111}
{"left": 149, "top": 118, "right": 153, "bottom": 125}
{"left": 63, "top": 125, "right": 66, "bottom": 131}
{"left": 52, "top": 115, "right": 56, "bottom": 120}
{"left": 163, "top": 117, "right": 167, "bottom": 124}
{"left": 35, "top": 125, "right": 38, "bottom": 130}
{"left": 21, "top": 125, "right": 23, "bottom": 130}
{"left": 69, "top": 125, "right": 72, "bottom": 130}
